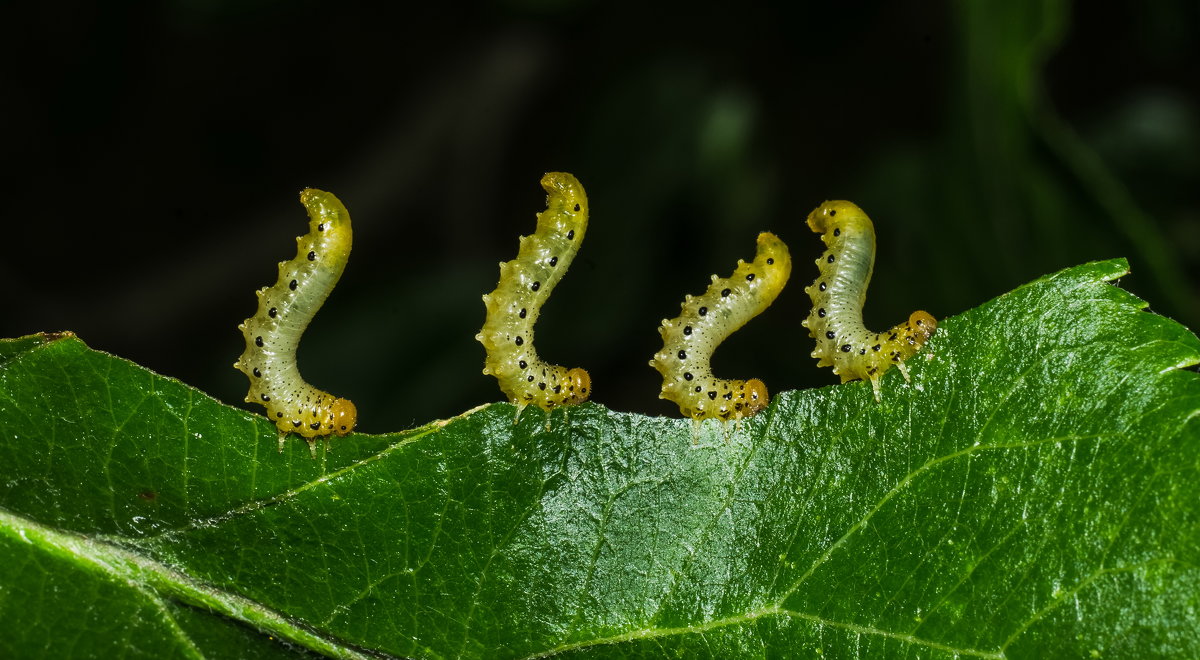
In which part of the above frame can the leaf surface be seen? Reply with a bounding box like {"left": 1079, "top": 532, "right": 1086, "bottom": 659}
{"left": 1, "top": 259, "right": 1197, "bottom": 658}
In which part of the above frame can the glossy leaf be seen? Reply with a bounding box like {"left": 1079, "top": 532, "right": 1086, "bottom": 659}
{"left": 0, "top": 259, "right": 1197, "bottom": 658}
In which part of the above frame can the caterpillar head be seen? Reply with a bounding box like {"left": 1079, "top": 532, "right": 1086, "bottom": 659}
{"left": 744, "top": 379, "right": 769, "bottom": 416}
{"left": 909, "top": 310, "right": 938, "bottom": 343}
{"left": 561, "top": 367, "right": 592, "bottom": 405}
{"left": 330, "top": 397, "right": 357, "bottom": 436}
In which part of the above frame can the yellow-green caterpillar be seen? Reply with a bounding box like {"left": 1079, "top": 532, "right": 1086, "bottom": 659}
{"left": 802, "top": 200, "right": 937, "bottom": 401}
{"left": 476, "top": 172, "right": 591, "bottom": 412}
{"left": 650, "top": 232, "right": 792, "bottom": 420}
{"left": 233, "top": 189, "right": 357, "bottom": 439}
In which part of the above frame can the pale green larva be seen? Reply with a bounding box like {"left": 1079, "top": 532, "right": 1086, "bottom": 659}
{"left": 650, "top": 232, "right": 792, "bottom": 421}
{"left": 802, "top": 200, "right": 937, "bottom": 401}
{"left": 233, "top": 189, "right": 357, "bottom": 439}
{"left": 476, "top": 172, "right": 592, "bottom": 412}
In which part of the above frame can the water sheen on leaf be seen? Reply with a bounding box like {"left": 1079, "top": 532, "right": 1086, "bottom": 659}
{"left": 0, "top": 259, "right": 1197, "bottom": 659}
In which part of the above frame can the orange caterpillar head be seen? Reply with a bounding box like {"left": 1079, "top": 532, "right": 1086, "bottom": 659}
{"left": 330, "top": 398, "right": 357, "bottom": 436}
{"left": 744, "top": 379, "right": 769, "bottom": 416}
{"left": 909, "top": 310, "right": 938, "bottom": 343}
{"left": 562, "top": 367, "right": 592, "bottom": 405}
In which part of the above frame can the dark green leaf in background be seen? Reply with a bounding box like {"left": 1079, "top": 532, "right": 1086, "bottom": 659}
{"left": 1, "top": 258, "right": 1197, "bottom": 658}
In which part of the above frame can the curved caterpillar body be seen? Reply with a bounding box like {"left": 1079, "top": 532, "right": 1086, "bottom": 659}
{"left": 802, "top": 200, "right": 937, "bottom": 402}
{"left": 233, "top": 189, "right": 357, "bottom": 439}
{"left": 650, "top": 232, "right": 792, "bottom": 421}
{"left": 476, "top": 172, "right": 591, "bottom": 411}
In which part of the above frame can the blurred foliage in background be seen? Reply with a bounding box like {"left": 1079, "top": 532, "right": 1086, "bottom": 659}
{"left": 5, "top": 0, "right": 1198, "bottom": 429}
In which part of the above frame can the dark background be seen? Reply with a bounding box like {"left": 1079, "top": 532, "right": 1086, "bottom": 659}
{"left": 5, "top": 1, "right": 1198, "bottom": 430}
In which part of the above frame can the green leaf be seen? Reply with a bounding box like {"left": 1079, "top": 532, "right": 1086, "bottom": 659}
{"left": 1, "top": 258, "right": 1197, "bottom": 658}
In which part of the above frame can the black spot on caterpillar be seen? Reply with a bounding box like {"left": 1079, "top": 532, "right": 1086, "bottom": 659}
{"left": 650, "top": 232, "right": 792, "bottom": 420}
{"left": 476, "top": 172, "right": 591, "bottom": 412}
{"left": 802, "top": 201, "right": 937, "bottom": 401}
{"left": 233, "top": 189, "right": 357, "bottom": 440}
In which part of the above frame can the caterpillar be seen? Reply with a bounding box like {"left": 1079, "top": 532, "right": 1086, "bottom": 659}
{"left": 802, "top": 200, "right": 937, "bottom": 402}
{"left": 650, "top": 232, "right": 792, "bottom": 421}
{"left": 233, "top": 188, "right": 357, "bottom": 440}
{"left": 476, "top": 172, "right": 591, "bottom": 412}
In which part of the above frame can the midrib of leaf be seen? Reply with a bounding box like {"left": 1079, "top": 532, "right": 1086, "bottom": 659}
{"left": 522, "top": 604, "right": 1005, "bottom": 660}
{"left": 0, "top": 504, "right": 381, "bottom": 660}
